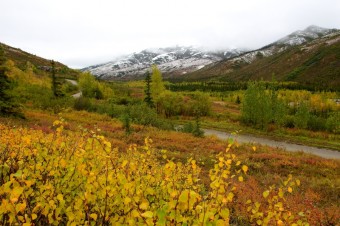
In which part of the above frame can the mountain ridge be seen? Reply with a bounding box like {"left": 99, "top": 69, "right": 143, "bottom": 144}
{"left": 183, "top": 26, "right": 340, "bottom": 90}
{"left": 83, "top": 25, "right": 338, "bottom": 81}
{"left": 82, "top": 46, "right": 247, "bottom": 80}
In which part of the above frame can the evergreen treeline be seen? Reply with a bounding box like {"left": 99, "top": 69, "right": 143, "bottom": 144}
{"left": 167, "top": 81, "right": 340, "bottom": 92}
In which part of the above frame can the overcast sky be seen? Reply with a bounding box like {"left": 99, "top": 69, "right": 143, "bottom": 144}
{"left": 1, "top": 0, "right": 340, "bottom": 68}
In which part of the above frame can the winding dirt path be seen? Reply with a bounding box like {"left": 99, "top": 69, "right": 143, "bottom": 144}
{"left": 203, "top": 129, "right": 340, "bottom": 160}
{"left": 65, "top": 79, "right": 82, "bottom": 98}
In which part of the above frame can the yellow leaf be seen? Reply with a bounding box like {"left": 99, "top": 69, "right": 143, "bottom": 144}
{"left": 242, "top": 165, "right": 248, "bottom": 173}
{"left": 220, "top": 208, "right": 229, "bottom": 220}
{"left": 288, "top": 187, "right": 293, "bottom": 193}
{"left": 277, "top": 220, "right": 284, "bottom": 226}
{"left": 131, "top": 209, "right": 140, "bottom": 218}
{"left": 263, "top": 190, "right": 270, "bottom": 198}
{"left": 227, "top": 192, "right": 234, "bottom": 202}
{"left": 141, "top": 211, "right": 153, "bottom": 218}
{"left": 53, "top": 120, "right": 61, "bottom": 126}
{"left": 216, "top": 219, "right": 227, "bottom": 226}
{"left": 124, "top": 197, "right": 131, "bottom": 205}
{"left": 122, "top": 160, "right": 128, "bottom": 168}
{"left": 170, "top": 190, "right": 177, "bottom": 198}
{"left": 32, "top": 214, "right": 37, "bottom": 220}
{"left": 57, "top": 194, "right": 63, "bottom": 201}
{"left": 60, "top": 159, "right": 67, "bottom": 168}
{"left": 238, "top": 176, "right": 244, "bottom": 182}
{"left": 139, "top": 201, "right": 149, "bottom": 210}
{"left": 22, "top": 136, "right": 31, "bottom": 145}
{"left": 278, "top": 190, "right": 284, "bottom": 198}
{"left": 24, "top": 180, "right": 34, "bottom": 187}
{"left": 252, "top": 146, "right": 256, "bottom": 151}
{"left": 296, "top": 179, "right": 301, "bottom": 186}
{"left": 90, "top": 213, "right": 97, "bottom": 221}
{"left": 17, "top": 202, "right": 26, "bottom": 212}
{"left": 179, "top": 190, "right": 189, "bottom": 203}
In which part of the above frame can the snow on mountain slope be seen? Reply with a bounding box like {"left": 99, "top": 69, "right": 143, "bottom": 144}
{"left": 83, "top": 26, "right": 337, "bottom": 80}
{"left": 83, "top": 46, "right": 245, "bottom": 79}
{"left": 276, "top": 25, "right": 335, "bottom": 46}
{"left": 229, "top": 25, "right": 337, "bottom": 65}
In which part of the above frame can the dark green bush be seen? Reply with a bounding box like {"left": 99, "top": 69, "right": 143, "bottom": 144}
{"left": 182, "top": 122, "right": 194, "bottom": 133}
{"left": 129, "top": 103, "right": 174, "bottom": 130}
{"left": 283, "top": 115, "right": 295, "bottom": 128}
{"left": 307, "top": 115, "right": 326, "bottom": 131}
{"left": 129, "top": 103, "right": 158, "bottom": 126}
{"left": 74, "top": 97, "right": 92, "bottom": 111}
{"left": 181, "top": 119, "right": 204, "bottom": 137}
{"left": 326, "top": 112, "right": 340, "bottom": 134}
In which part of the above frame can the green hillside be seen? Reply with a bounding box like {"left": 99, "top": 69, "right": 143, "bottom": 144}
{"left": 183, "top": 33, "right": 340, "bottom": 90}
{"left": 0, "top": 42, "right": 79, "bottom": 79}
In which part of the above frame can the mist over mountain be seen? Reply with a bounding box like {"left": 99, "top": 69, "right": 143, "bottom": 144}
{"left": 183, "top": 25, "right": 340, "bottom": 90}
{"left": 83, "top": 25, "right": 338, "bottom": 80}
{"left": 82, "top": 47, "right": 246, "bottom": 80}
{"left": 211, "top": 25, "right": 338, "bottom": 67}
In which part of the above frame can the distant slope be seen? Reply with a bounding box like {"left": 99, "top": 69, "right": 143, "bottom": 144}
{"left": 0, "top": 42, "right": 79, "bottom": 79}
{"left": 182, "top": 26, "right": 340, "bottom": 90}
{"left": 83, "top": 46, "right": 246, "bottom": 80}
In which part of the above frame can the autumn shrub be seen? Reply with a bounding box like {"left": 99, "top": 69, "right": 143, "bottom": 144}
{"left": 0, "top": 121, "right": 308, "bottom": 225}
{"left": 155, "top": 91, "right": 183, "bottom": 117}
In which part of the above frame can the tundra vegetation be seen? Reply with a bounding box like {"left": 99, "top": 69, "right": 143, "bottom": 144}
{"left": 0, "top": 60, "right": 339, "bottom": 225}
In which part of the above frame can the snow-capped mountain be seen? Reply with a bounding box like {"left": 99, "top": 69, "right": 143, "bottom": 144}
{"left": 229, "top": 25, "right": 337, "bottom": 65}
{"left": 83, "top": 46, "right": 246, "bottom": 79}
{"left": 83, "top": 25, "right": 337, "bottom": 80}
{"left": 276, "top": 25, "right": 335, "bottom": 46}
{"left": 184, "top": 25, "right": 340, "bottom": 82}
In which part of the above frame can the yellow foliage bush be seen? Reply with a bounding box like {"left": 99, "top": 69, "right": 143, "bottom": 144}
{"left": 0, "top": 120, "right": 308, "bottom": 225}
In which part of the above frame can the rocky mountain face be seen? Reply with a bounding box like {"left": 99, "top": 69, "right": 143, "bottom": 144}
{"left": 82, "top": 47, "right": 246, "bottom": 80}
{"left": 83, "top": 25, "right": 338, "bottom": 80}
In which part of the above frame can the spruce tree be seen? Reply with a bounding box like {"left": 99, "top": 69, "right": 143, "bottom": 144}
{"left": 0, "top": 45, "right": 20, "bottom": 116}
{"left": 144, "top": 71, "right": 153, "bottom": 107}
{"left": 51, "top": 60, "right": 63, "bottom": 97}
